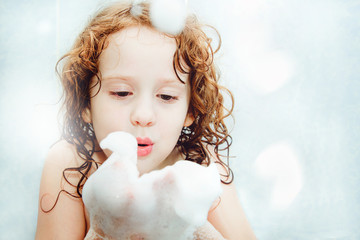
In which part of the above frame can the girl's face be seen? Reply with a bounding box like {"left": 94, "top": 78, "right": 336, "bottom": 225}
{"left": 84, "top": 26, "right": 193, "bottom": 174}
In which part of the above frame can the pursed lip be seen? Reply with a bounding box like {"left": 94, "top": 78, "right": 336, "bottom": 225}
{"left": 136, "top": 137, "right": 154, "bottom": 157}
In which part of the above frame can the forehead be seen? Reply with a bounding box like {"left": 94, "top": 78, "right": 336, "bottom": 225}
{"left": 109, "top": 26, "right": 175, "bottom": 46}
{"left": 98, "top": 26, "right": 187, "bottom": 83}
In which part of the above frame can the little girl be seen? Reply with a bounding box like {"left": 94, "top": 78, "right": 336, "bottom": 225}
{"left": 36, "top": 1, "right": 256, "bottom": 239}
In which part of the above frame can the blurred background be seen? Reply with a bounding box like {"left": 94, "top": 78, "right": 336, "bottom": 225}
{"left": 0, "top": 0, "right": 359, "bottom": 239}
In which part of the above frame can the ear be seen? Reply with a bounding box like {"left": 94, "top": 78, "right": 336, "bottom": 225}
{"left": 184, "top": 112, "right": 194, "bottom": 127}
{"left": 82, "top": 107, "right": 92, "bottom": 123}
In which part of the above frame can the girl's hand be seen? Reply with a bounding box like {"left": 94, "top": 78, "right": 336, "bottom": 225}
{"left": 82, "top": 132, "right": 224, "bottom": 240}
{"left": 83, "top": 161, "right": 222, "bottom": 239}
{"left": 84, "top": 223, "right": 224, "bottom": 240}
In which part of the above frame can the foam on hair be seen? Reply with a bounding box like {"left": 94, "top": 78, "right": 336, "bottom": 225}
{"left": 149, "top": 0, "right": 187, "bottom": 35}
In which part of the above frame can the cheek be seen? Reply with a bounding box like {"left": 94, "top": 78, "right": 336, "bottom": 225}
{"left": 158, "top": 107, "right": 188, "bottom": 136}
{"left": 91, "top": 103, "right": 131, "bottom": 144}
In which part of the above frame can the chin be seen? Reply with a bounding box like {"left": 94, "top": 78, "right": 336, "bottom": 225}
{"left": 136, "top": 162, "right": 154, "bottom": 176}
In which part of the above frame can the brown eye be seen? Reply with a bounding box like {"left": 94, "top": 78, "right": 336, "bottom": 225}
{"left": 159, "top": 94, "right": 174, "bottom": 101}
{"left": 114, "top": 91, "right": 132, "bottom": 97}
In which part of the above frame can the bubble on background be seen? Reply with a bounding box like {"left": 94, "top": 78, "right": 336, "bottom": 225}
{"left": 0, "top": 0, "right": 359, "bottom": 239}
{"left": 255, "top": 142, "right": 303, "bottom": 209}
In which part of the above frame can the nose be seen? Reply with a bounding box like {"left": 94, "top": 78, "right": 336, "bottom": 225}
{"left": 130, "top": 100, "right": 156, "bottom": 127}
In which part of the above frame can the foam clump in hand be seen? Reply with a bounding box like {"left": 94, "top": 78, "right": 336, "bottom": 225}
{"left": 83, "top": 131, "right": 222, "bottom": 240}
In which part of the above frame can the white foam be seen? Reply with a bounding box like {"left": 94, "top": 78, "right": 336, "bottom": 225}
{"left": 130, "top": 0, "right": 147, "bottom": 17}
{"left": 149, "top": 0, "right": 187, "bottom": 35}
{"left": 83, "top": 131, "right": 222, "bottom": 239}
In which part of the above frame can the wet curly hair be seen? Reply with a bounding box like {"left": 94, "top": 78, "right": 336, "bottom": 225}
{"left": 55, "top": 1, "right": 234, "bottom": 203}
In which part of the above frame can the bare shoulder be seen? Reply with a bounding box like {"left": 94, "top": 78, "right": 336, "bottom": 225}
{"left": 36, "top": 140, "right": 87, "bottom": 240}
{"left": 205, "top": 145, "right": 257, "bottom": 240}
{"left": 46, "top": 140, "right": 82, "bottom": 167}
{"left": 40, "top": 140, "right": 86, "bottom": 195}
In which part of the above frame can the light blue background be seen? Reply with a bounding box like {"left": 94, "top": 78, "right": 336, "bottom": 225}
{"left": 0, "top": 0, "right": 359, "bottom": 239}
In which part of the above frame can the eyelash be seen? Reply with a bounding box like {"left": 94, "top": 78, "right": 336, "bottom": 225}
{"left": 110, "top": 92, "right": 178, "bottom": 102}
{"left": 112, "top": 91, "right": 133, "bottom": 97}
{"left": 157, "top": 94, "right": 178, "bottom": 101}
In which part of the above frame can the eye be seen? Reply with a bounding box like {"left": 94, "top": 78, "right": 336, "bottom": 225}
{"left": 111, "top": 91, "right": 133, "bottom": 98}
{"left": 158, "top": 94, "right": 178, "bottom": 101}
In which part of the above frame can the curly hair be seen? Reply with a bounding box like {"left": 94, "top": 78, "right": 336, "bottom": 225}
{"left": 54, "top": 1, "right": 234, "bottom": 205}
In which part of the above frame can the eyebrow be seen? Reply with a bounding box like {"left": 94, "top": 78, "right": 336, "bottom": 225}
{"left": 101, "top": 75, "right": 133, "bottom": 82}
{"left": 101, "top": 75, "right": 186, "bottom": 85}
{"left": 160, "top": 78, "right": 186, "bottom": 86}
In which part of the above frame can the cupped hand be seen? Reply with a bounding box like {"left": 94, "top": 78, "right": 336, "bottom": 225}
{"left": 83, "top": 132, "right": 222, "bottom": 240}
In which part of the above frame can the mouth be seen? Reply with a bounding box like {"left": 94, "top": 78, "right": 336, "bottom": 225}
{"left": 136, "top": 137, "right": 154, "bottom": 157}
